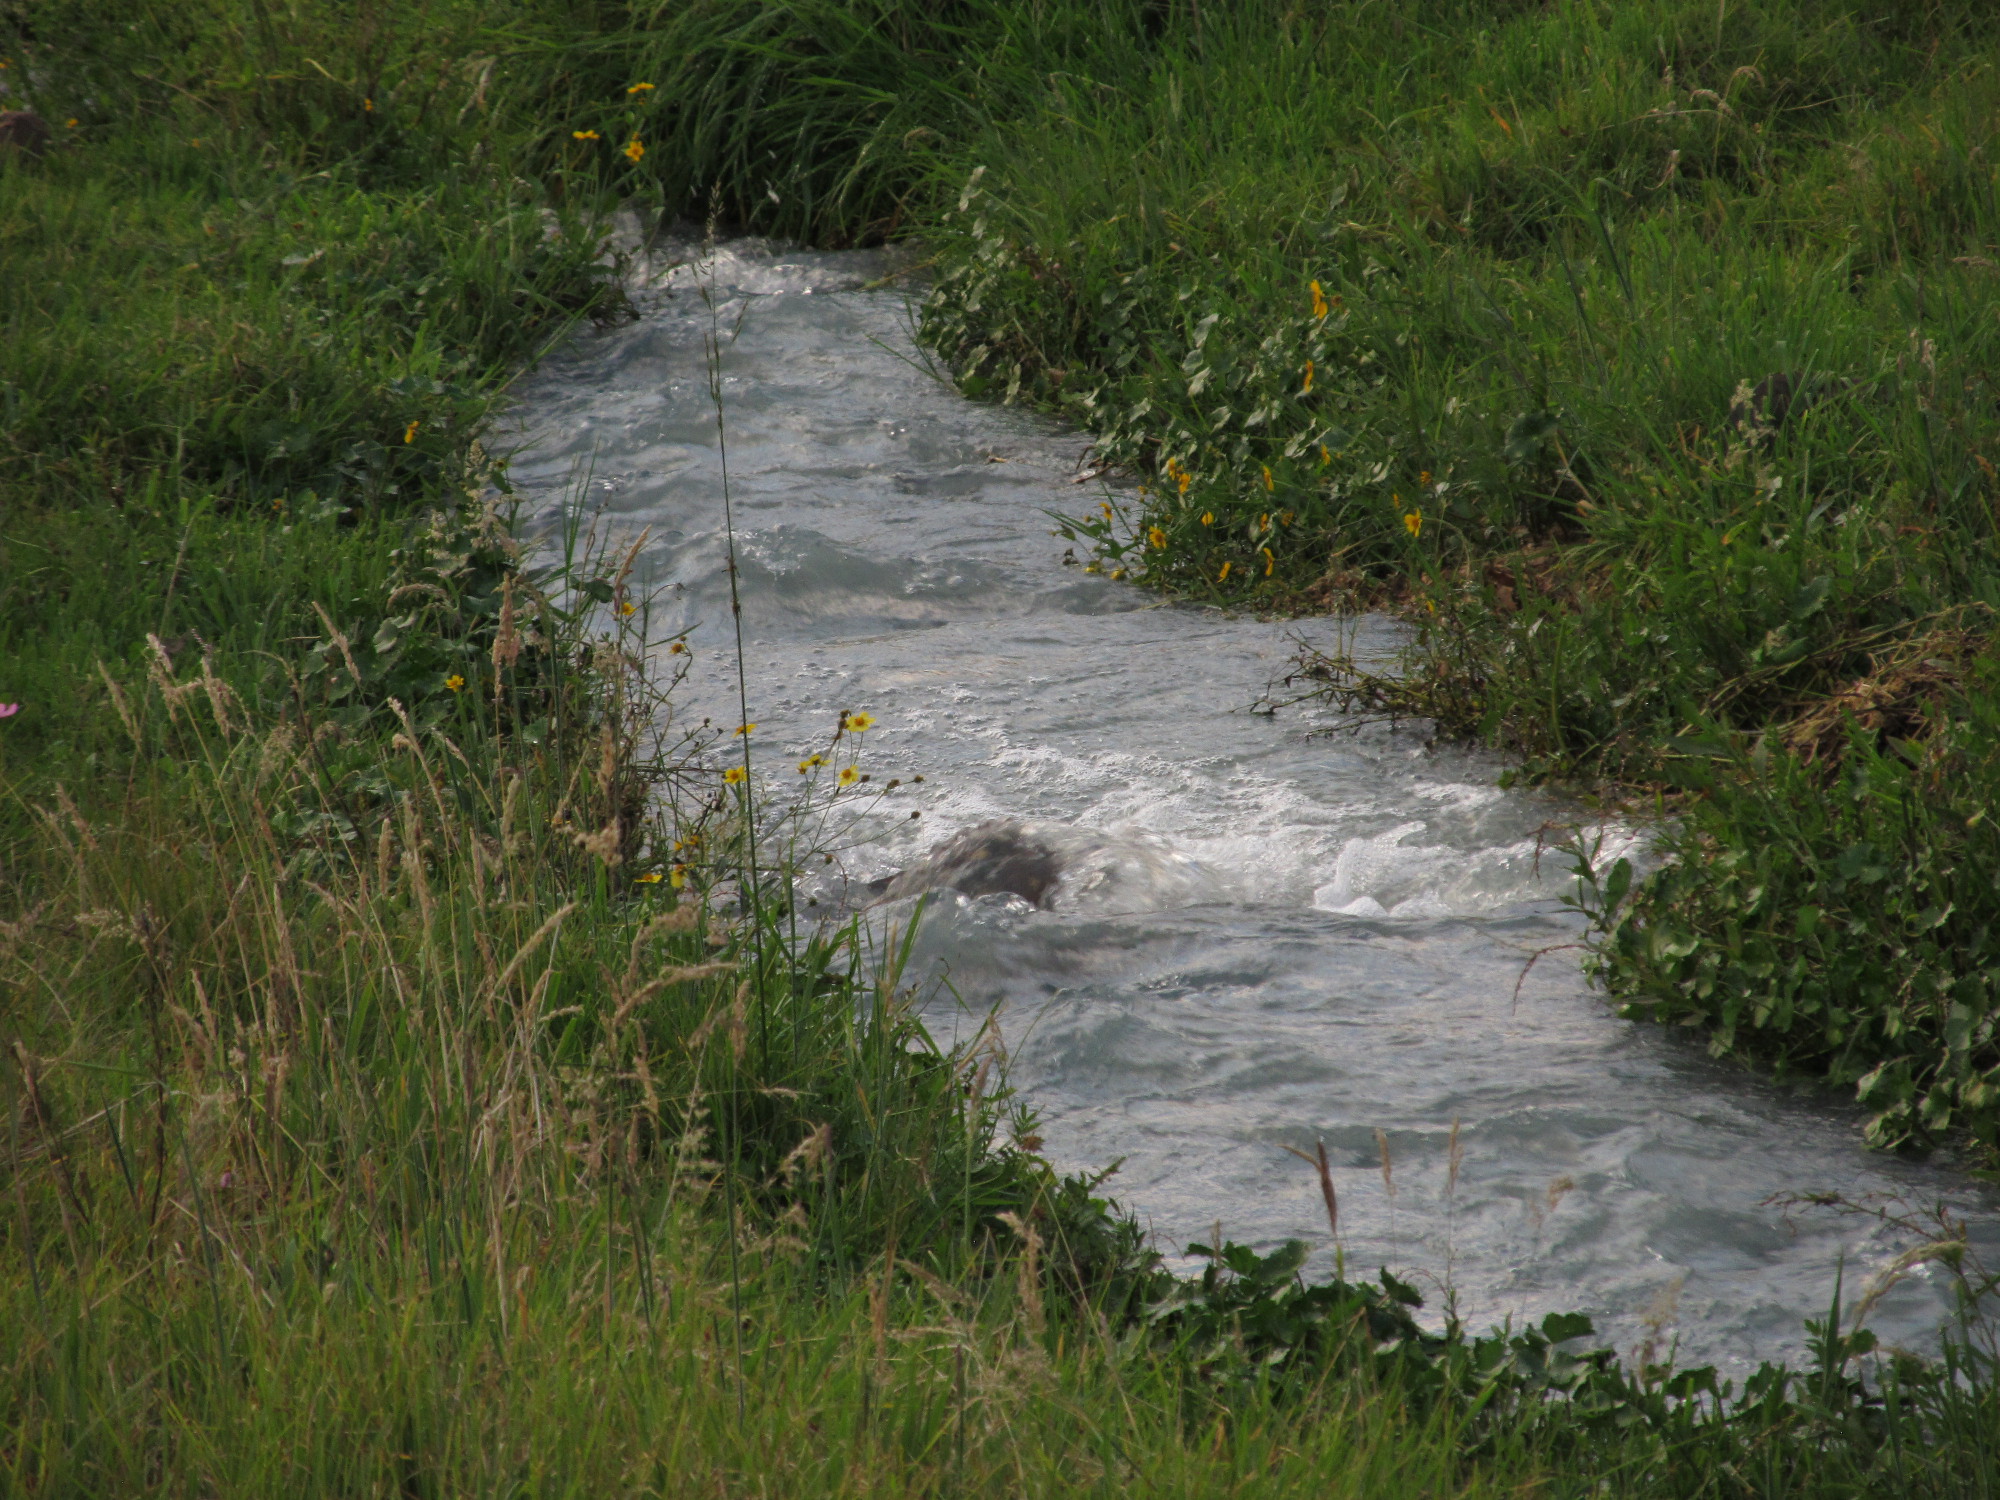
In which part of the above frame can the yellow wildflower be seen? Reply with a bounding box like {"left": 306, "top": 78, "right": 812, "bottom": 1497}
{"left": 403, "top": 419, "right": 420, "bottom": 443}
{"left": 619, "top": 600, "right": 637, "bottom": 616}
{"left": 1109, "top": 567, "right": 1126, "bottom": 580}
{"left": 1310, "top": 280, "right": 1329, "bottom": 320}
{"left": 1147, "top": 526, "right": 1167, "bottom": 549}
{"left": 838, "top": 765, "right": 860, "bottom": 787}
{"left": 623, "top": 137, "right": 645, "bottom": 163}
{"left": 363, "top": 98, "right": 374, "bottom": 113}
{"left": 1262, "top": 466, "right": 1274, "bottom": 492}
{"left": 1262, "top": 546, "right": 1275, "bottom": 576}
{"left": 669, "top": 641, "right": 687, "bottom": 654}
{"left": 627, "top": 82, "right": 655, "bottom": 94}
{"left": 635, "top": 871, "right": 663, "bottom": 884}
{"left": 798, "top": 754, "right": 825, "bottom": 773}
{"left": 724, "top": 765, "right": 747, "bottom": 785}
{"left": 843, "top": 712, "right": 876, "bottom": 733}
{"left": 1404, "top": 511, "right": 1424, "bottom": 538}
{"left": 1218, "top": 561, "right": 1232, "bottom": 582}
{"left": 1200, "top": 511, "right": 1214, "bottom": 526}
{"left": 1319, "top": 444, "right": 1331, "bottom": 466}
{"left": 1419, "top": 470, "right": 1432, "bottom": 486}
{"left": 573, "top": 129, "right": 601, "bottom": 141}
{"left": 1303, "top": 359, "right": 1314, "bottom": 394}
{"left": 444, "top": 674, "right": 464, "bottom": 693}
{"left": 670, "top": 866, "right": 688, "bottom": 889}
{"left": 734, "top": 722, "right": 755, "bottom": 736}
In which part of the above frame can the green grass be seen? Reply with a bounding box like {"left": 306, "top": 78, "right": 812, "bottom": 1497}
{"left": 9, "top": 1, "right": 2000, "bottom": 1494}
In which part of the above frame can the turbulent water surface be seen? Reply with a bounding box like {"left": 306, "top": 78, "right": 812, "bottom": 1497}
{"left": 506, "top": 231, "right": 1996, "bottom": 1371}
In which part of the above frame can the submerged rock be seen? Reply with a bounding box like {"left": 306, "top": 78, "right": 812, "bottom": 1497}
{"left": 870, "top": 819, "right": 1065, "bottom": 908}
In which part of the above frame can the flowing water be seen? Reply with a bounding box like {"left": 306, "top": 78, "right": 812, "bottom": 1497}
{"left": 506, "top": 230, "right": 1997, "bottom": 1372}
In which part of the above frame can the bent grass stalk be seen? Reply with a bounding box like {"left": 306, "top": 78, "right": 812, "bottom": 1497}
{"left": 703, "top": 269, "right": 755, "bottom": 1424}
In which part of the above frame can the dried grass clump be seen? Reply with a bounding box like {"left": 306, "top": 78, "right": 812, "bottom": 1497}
{"left": 1782, "top": 624, "right": 1985, "bottom": 769}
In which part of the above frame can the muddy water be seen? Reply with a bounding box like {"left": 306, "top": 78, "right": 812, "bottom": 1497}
{"left": 505, "top": 233, "right": 1995, "bottom": 1371}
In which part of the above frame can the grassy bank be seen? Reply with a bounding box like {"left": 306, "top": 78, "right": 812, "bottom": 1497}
{"left": 610, "top": 0, "right": 2000, "bottom": 1161}
{"left": 7, "top": 1, "right": 2000, "bottom": 1495}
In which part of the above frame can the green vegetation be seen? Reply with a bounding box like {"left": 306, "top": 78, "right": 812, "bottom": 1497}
{"left": 604, "top": 0, "right": 2000, "bottom": 1160}
{"left": 7, "top": 1, "right": 2000, "bottom": 1494}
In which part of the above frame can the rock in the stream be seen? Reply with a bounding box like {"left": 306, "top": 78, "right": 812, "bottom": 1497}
{"left": 869, "top": 819, "right": 1065, "bottom": 908}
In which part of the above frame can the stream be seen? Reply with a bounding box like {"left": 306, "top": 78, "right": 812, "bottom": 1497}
{"left": 505, "top": 230, "right": 1997, "bottom": 1372}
